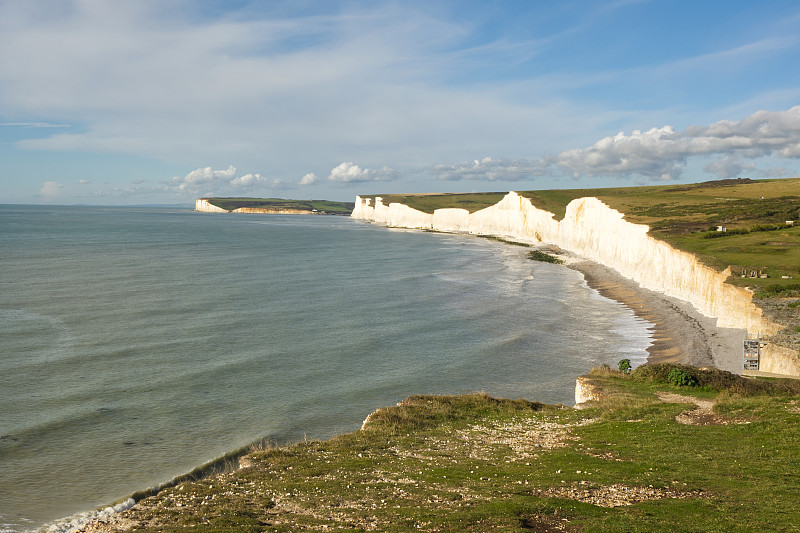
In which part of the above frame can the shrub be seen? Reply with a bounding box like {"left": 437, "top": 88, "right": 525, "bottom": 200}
{"left": 703, "top": 228, "right": 750, "bottom": 238}
{"left": 757, "top": 282, "right": 800, "bottom": 298}
{"left": 618, "top": 359, "right": 632, "bottom": 374}
{"left": 362, "top": 393, "right": 545, "bottom": 433}
{"left": 633, "top": 363, "right": 800, "bottom": 395}
{"left": 668, "top": 368, "right": 698, "bottom": 387}
{"left": 750, "top": 223, "right": 783, "bottom": 233}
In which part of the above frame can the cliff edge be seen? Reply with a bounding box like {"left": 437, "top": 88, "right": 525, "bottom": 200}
{"left": 352, "top": 192, "right": 799, "bottom": 376}
{"left": 195, "top": 198, "right": 229, "bottom": 213}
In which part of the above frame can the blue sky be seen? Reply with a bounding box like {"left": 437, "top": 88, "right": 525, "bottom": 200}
{"left": 2, "top": 0, "right": 800, "bottom": 205}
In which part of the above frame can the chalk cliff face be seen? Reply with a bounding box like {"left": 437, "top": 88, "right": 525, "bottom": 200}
{"left": 574, "top": 376, "right": 604, "bottom": 408}
{"left": 195, "top": 199, "right": 229, "bottom": 213}
{"left": 352, "top": 192, "right": 791, "bottom": 371}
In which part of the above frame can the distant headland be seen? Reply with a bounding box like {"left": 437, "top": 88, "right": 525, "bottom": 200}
{"left": 195, "top": 197, "right": 354, "bottom": 215}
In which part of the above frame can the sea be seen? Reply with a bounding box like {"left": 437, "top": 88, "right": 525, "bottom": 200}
{"left": 0, "top": 205, "right": 652, "bottom": 532}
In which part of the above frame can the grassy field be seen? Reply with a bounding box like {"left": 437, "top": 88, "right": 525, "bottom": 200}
{"left": 98, "top": 364, "right": 800, "bottom": 532}
{"left": 368, "top": 178, "right": 800, "bottom": 292}
{"left": 206, "top": 198, "right": 354, "bottom": 214}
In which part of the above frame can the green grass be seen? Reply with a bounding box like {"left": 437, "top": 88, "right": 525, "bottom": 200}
{"left": 662, "top": 226, "right": 800, "bottom": 290}
{"left": 107, "top": 365, "right": 800, "bottom": 532}
{"left": 206, "top": 197, "right": 354, "bottom": 214}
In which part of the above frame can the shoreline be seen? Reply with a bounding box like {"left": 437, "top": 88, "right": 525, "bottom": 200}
{"left": 567, "top": 257, "right": 745, "bottom": 373}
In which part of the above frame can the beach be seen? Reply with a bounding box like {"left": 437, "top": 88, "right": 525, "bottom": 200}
{"left": 569, "top": 258, "right": 746, "bottom": 373}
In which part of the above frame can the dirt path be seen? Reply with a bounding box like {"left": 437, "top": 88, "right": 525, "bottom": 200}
{"left": 656, "top": 392, "right": 727, "bottom": 426}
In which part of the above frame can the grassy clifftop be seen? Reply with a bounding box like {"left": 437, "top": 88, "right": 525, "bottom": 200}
{"left": 89, "top": 365, "right": 800, "bottom": 532}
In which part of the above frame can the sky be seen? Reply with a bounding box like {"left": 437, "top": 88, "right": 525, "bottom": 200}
{"left": 2, "top": 0, "right": 800, "bottom": 205}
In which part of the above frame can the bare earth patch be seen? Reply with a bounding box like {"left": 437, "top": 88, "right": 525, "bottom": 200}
{"left": 452, "top": 416, "right": 598, "bottom": 461}
{"left": 533, "top": 483, "right": 704, "bottom": 508}
{"left": 656, "top": 392, "right": 749, "bottom": 426}
{"left": 788, "top": 400, "right": 800, "bottom": 414}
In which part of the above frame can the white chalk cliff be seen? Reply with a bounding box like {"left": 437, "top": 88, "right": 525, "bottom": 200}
{"left": 195, "top": 199, "right": 229, "bottom": 213}
{"left": 352, "top": 192, "right": 799, "bottom": 375}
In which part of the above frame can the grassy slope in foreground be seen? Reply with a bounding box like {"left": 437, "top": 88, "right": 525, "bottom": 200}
{"left": 91, "top": 365, "right": 800, "bottom": 532}
{"left": 367, "top": 178, "right": 800, "bottom": 293}
{"left": 206, "top": 198, "right": 354, "bottom": 214}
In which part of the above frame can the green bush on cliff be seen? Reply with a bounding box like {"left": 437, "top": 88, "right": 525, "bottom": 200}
{"left": 667, "top": 368, "right": 698, "bottom": 387}
{"left": 631, "top": 363, "right": 800, "bottom": 395}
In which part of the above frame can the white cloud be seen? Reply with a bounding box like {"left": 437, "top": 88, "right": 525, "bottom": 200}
{"left": 171, "top": 165, "right": 275, "bottom": 195}
{"left": 299, "top": 172, "right": 318, "bottom": 185}
{"left": 38, "top": 181, "right": 65, "bottom": 201}
{"left": 78, "top": 179, "right": 92, "bottom": 184}
{"left": 173, "top": 166, "right": 237, "bottom": 192}
{"left": 327, "top": 162, "right": 399, "bottom": 183}
{"left": 3, "top": 2, "right": 800, "bottom": 203}
{"left": 430, "top": 106, "right": 800, "bottom": 184}
{"left": 434, "top": 156, "right": 549, "bottom": 181}
{"left": 553, "top": 106, "right": 800, "bottom": 180}
{"left": 555, "top": 126, "right": 686, "bottom": 180}
{"left": 0, "top": 1, "right": 587, "bottom": 178}
{"left": 703, "top": 155, "right": 789, "bottom": 179}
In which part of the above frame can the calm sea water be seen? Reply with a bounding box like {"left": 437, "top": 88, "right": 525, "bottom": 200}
{"left": 0, "top": 205, "right": 651, "bottom": 532}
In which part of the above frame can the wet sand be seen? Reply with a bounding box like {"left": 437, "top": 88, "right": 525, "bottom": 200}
{"left": 568, "top": 259, "right": 746, "bottom": 373}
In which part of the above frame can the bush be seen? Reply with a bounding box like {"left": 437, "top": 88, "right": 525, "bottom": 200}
{"left": 618, "top": 359, "right": 632, "bottom": 374}
{"left": 703, "top": 228, "right": 750, "bottom": 239}
{"left": 632, "top": 363, "right": 800, "bottom": 395}
{"left": 757, "top": 282, "right": 800, "bottom": 298}
{"left": 668, "top": 368, "right": 698, "bottom": 387}
{"left": 750, "top": 223, "right": 783, "bottom": 233}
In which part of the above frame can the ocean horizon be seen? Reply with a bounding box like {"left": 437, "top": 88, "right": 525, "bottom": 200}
{"left": 0, "top": 205, "right": 652, "bottom": 532}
